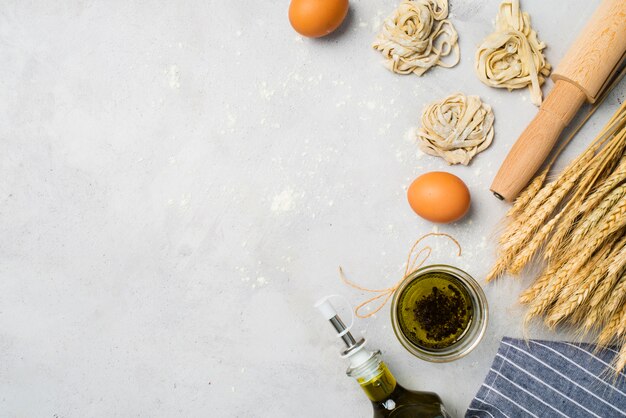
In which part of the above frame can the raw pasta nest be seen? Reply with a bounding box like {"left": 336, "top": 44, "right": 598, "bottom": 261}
{"left": 475, "top": 0, "right": 550, "bottom": 105}
{"left": 372, "top": 0, "right": 459, "bottom": 76}
{"left": 417, "top": 93, "right": 495, "bottom": 165}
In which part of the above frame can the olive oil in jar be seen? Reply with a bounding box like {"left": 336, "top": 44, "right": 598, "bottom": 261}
{"left": 397, "top": 271, "right": 473, "bottom": 350}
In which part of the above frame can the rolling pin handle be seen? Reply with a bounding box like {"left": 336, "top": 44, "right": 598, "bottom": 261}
{"left": 490, "top": 80, "right": 587, "bottom": 202}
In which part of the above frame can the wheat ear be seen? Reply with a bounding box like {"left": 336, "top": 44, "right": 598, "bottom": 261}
{"left": 518, "top": 260, "right": 566, "bottom": 305}
{"left": 509, "top": 213, "right": 561, "bottom": 275}
{"left": 545, "top": 235, "right": 620, "bottom": 327}
{"left": 579, "top": 156, "right": 626, "bottom": 214}
{"left": 597, "top": 302, "right": 626, "bottom": 346}
{"left": 581, "top": 250, "right": 626, "bottom": 333}
{"left": 557, "top": 197, "right": 626, "bottom": 280}
{"left": 604, "top": 272, "right": 626, "bottom": 317}
{"left": 544, "top": 149, "right": 625, "bottom": 261}
{"left": 507, "top": 168, "right": 548, "bottom": 219}
{"left": 527, "top": 216, "right": 625, "bottom": 322}
{"left": 581, "top": 274, "right": 625, "bottom": 334}
{"left": 556, "top": 185, "right": 626, "bottom": 258}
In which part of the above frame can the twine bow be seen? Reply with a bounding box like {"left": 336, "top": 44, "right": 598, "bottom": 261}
{"left": 339, "top": 232, "right": 462, "bottom": 318}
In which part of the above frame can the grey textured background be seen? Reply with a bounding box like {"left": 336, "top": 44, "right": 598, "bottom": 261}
{"left": 1, "top": 1, "right": 624, "bottom": 416}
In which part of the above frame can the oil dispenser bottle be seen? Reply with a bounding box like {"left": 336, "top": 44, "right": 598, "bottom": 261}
{"left": 315, "top": 296, "right": 451, "bottom": 418}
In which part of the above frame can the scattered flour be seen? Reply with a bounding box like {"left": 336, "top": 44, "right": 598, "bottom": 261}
{"left": 271, "top": 189, "right": 296, "bottom": 213}
{"left": 167, "top": 65, "right": 180, "bottom": 89}
{"left": 180, "top": 195, "right": 190, "bottom": 209}
{"left": 371, "top": 10, "right": 385, "bottom": 31}
{"left": 258, "top": 81, "right": 275, "bottom": 101}
{"left": 404, "top": 127, "right": 416, "bottom": 142}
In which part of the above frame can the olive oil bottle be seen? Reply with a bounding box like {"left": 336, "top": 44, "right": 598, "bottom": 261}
{"left": 315, "top": 297, "right": 451, "bottom": 418}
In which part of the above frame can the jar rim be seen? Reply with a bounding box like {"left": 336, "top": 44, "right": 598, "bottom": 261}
{"left": 390, "top": 264, "right": 488, "bottom": 363}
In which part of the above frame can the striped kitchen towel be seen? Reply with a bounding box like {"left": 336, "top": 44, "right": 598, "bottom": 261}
{"left": 466, "top": 337, "right": 626, "bottom": 418}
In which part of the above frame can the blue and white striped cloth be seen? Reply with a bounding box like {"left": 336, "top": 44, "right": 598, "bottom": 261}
{"left": 466, "top": 337, "right": 626, "bottom": 418}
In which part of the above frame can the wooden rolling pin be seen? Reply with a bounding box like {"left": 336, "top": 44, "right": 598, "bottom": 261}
{"left": 490, "top": 0, "right": 626, "bottom": 202}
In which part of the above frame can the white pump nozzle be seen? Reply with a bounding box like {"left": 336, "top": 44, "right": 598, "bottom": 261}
{"left": 314, "top": 296, "right": 339, "bottom": 320}
{"left": 314, "top": 295, "right": 372, "bottom": 369}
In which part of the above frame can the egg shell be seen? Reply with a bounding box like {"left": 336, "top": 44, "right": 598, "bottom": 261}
{"left": 407, "top": 172, "right": 471, "bottom": 224}
{"left": 288, "top": 0, "right": 349, "bottom": 38}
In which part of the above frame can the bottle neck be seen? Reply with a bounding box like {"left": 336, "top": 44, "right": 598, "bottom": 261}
{"left": 347, "top": 351, "right": 397, "bottom": 402}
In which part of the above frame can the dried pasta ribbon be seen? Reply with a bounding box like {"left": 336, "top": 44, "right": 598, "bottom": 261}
{"left": 372, "top": 0, "right": 460, "bottom": 76}
{"left": 417, "top": 93, "right": 495, "bottom": 165}
{"left": 340, "top": 233, "right": 462, "bottom": 318}
{"left": 475, "top": 0, "right": 550, "bottom": 105}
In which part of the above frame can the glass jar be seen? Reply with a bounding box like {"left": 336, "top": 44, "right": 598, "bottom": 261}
{"left": 390, "top": 264, "right": 488, "bottom": 362}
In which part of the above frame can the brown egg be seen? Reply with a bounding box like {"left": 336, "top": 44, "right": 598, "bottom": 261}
{"left": 289, "top": 0, "right": 349, "bottom": 38}
{"left": 407, "top": 172, "right": 471, "bottom": 223}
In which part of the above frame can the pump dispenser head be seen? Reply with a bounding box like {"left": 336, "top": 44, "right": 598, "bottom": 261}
{"left": 315, "top": 295, "right": 372, "bottom": 368}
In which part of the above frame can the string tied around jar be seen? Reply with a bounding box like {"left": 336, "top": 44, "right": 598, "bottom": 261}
{"left": 339, "top": 232, "right": 462, "bottom": 319}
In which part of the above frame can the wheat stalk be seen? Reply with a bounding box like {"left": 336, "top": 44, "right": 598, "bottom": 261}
{"left": 543, "top": 152, "right": 624, "bottom": 261}
{"left": 604, "top": 271, "right": 626, "bottom": 317}
{"left": 488, "top": 100, "right": 626, "bottom": 373}
{"left": 597, "top": 302, "right": 626, "bottom": 346}
{"left": 579, "top": 156, "right": 626, "bottom": 214}
{"left": 557, "top": 198, "right": 626, "bottom": 279}
{"left": 581, "top": 247, "right": 626, "bottom": 332}
{"left": 582, "top": 271, "right": 626, "bottom": 333}
{"left": 505, "top": 149, "right": 594, "bottom": 244}
{"left": 529, "top": 226, "right": 623, "bottom": 320}
{"left": 494, "top": 169, "right": 590, "bottom": 282}
{"left": 616, "top": 344, "right": 626, "bottom": 375}
{"left": 607, "top": 242, "right": 626, "bottom": 278}
{"left": 546, "top": 143, "right": 626, "bottom": 263}
{"left": 553, "top": 185, "right": 626, "bottom": 260}
{"left": 543, "top": 210, "right": 580, "bottom": 261}
{"left": 498, "top": 137, "right": 601, "bottom": 249}
{"left": 545, "top": 235, "right": 621, "bottom": 327}
{"left": 509, "top": 213, "right": 561, "bottom": 275}
{"left": 495, "top": 137, "right": 612, "bottom": 279}
{"left": 518, "top": 257, "right": 568, "bottom": 305}
{"left": 485, "top": 256, "right": 509, "bottom": 282}
{"left": 507, "top": 168, "right": 548, "bottom": 219}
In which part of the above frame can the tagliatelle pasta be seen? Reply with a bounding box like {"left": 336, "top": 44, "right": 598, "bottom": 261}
{"left": 475, "top": 0, "right": 550, "bottom": 105}
{"left": 372, "top": 0, "right": 459, "bottom": 76}
{"left": 417, "top": 93, "right": 495, "bottom": 165}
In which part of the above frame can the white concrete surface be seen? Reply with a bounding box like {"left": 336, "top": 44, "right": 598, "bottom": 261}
{"left": 1, "top": 1, "right": 624, "bottom": 417}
